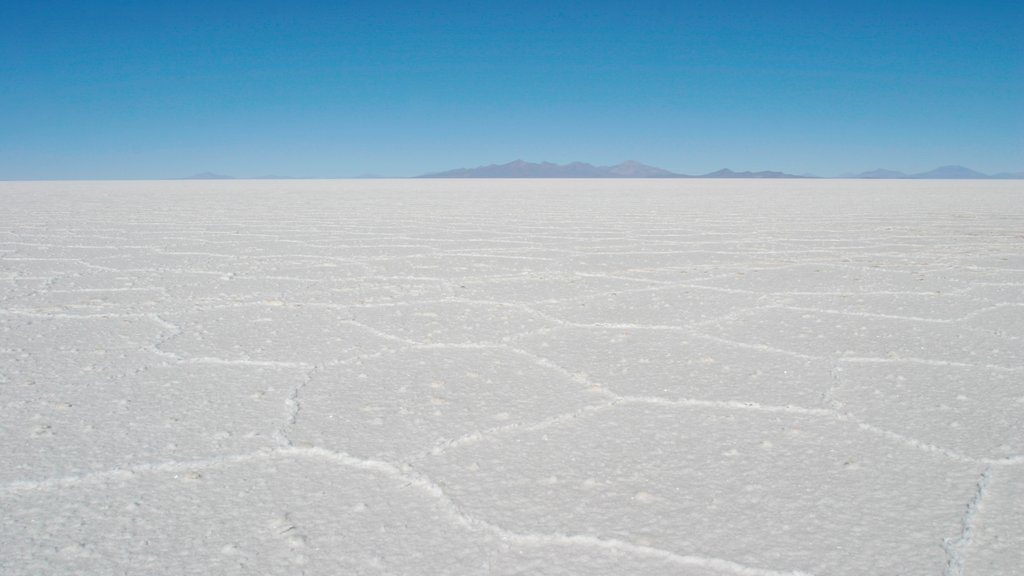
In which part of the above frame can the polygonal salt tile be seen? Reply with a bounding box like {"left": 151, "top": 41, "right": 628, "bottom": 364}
{"left": 350, "top": 300, "right": 554, "bottom": 345}
{"left": 701, "top": 308, "right": 1022, "bottom": 368}
{"left": 768, "top": 292, "right": 994, "bottom": 322}
{"left": 289, "top": 346, "right": 604, "bottom": 460}
{"left": 691, "top": 263, "right": 972, "bottom": 295}
{"left": 421, "top": 402, "right": 981, "bottom": 576}
{"left": 516, "top": 326, "right": 832, "bottom": 407}
{"left": 963, "top": 283, "right": 1024, "bottom": 303}
{"left": 8, "top": 287, "right": 171, "bottom": 316}
{"left": 454, "top": 272, "right": 657, "bottom": 304}
{"left": 364, "top": 252, "right": 562, "bottom": 279}
{"left": 962, "top": 305, "right": 1024, "bottom": 337}
{"left": 0, "top": 363, "right": 303, "bottom": 482}
{"left": 829, "top": 363, "right": 1024, "bottom": 461}
{"left": 0, "top": 454, "right": 480, "bottom": 575}
{"left": 533, "top": 284, "right": 762, "bottom": 328}
{"left": 0, "top": 314, "right": 166, "bottom": 354}
{"left": 162, "top": 305, "right": 388, "bottom": 364}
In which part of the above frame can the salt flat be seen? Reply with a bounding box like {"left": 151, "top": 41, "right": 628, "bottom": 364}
{"left": 1, "top": 179, "right": 1021, "bottom": 575}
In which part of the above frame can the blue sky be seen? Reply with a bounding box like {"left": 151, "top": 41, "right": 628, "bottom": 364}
{"left": 2, "top": 0, "right": 1021, "bottom": 178}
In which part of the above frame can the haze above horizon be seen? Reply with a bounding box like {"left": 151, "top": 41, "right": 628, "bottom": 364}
{"left": 2, "top": 1, "right": 1022, "bottom": 179}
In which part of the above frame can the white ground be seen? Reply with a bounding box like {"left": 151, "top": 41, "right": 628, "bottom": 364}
{"left": 0, "top": 179, "right": 1021, "bottom": 575}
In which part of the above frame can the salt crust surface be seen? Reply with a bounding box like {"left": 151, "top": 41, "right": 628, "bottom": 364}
{"left": 1, "top": 179, "right": 1021, "bottom": 575}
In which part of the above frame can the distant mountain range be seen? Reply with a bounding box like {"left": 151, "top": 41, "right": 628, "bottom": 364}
{"left": 418, "top": 160, "right": 810, "bottom": 179}
{"left": 419, "top": 161, "right": 1023, "bottom": 179}
{"left": 181, "top": 172, "right": 304, "bottom": 180}
{"left": 176, "top": 162, "right": 1023, "bottom": 180}
{"left": 700, "top": 168, "right": 808, "bottom": 179}
{"left": 846, "top": 165, "right": 1024, "bottom": 179}
{"left": 182, "top": 172, "right": 235, "bottom": 180}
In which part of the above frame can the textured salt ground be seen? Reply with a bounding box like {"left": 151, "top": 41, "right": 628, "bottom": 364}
{"left": 1, "top": 179, "right": 1022, "bottom": 575}
{"left": 1, "top": 361, "right": 304, "bottom": 483}
{"left": 967, "top": 466, "right": 1024, "bottom": 575}
{"left": 416, "top": 402, "right": 982, "bottom": 575}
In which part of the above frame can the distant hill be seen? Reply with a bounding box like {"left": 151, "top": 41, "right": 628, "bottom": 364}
{"left": 847, "top": 165, "right": 1022, "bottom": 179}
{"left": 419, "top": 160, "right": 680, "bottom": 178}
{"left": 419, "top": 160, "right": 815, "bottom": 178}
{"left": 700, "top": 168, "right": 810, "bottom": 179}
{"left": 603, "top": 160, "right": 680, "bottom": 177}
{"left": 852, "top": 169, "right": 909, "bottom": 179}
{"left": 910, "top": 165, "right": 990, "bottom": 179}
{"left": 180, "top": 163, "right": 1024, "bottom": 180}
{"left": 182, "top": 172, "right": 234, "bottom": 180}
{"left": 180, "top": 173, "right": 308, "bottom": 180}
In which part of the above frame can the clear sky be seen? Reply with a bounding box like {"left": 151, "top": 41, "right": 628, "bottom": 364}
{"left": 2, "top": 0, "right": 1021, "bottom": 178}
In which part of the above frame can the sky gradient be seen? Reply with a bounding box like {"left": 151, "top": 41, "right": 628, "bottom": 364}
{"left": 2, "top": 0, "right": 1022, "bottom": 178}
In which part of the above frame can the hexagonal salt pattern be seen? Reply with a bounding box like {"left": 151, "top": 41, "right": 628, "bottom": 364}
{"left": 2, "top": 179, "right": 1021, "bottom": 575}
